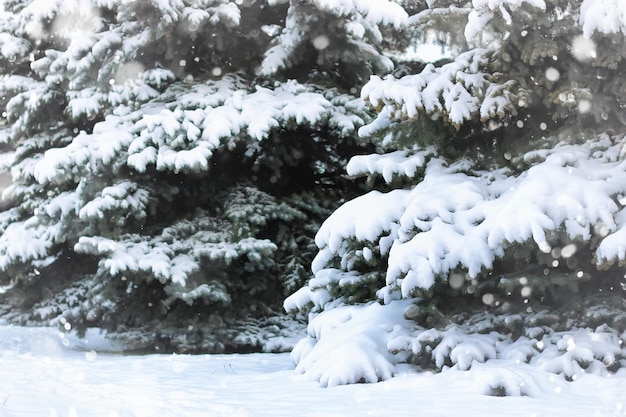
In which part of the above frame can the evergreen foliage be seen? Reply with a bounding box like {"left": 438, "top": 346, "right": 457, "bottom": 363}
{"left": 0, "top": 0, "right": 404, "bottom": 351}
{"left": 2, "top": 0, "right": 626, "bottom": 384}
{"left": 286, "top": 0, "right": 626, "bottom": 385}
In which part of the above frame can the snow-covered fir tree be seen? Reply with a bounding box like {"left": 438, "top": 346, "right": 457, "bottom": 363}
{"left": 0, "top": 0, "right": 407, "bottom": 351}
{"left": 286, "top": 0, "right": 626, "bottom": 388}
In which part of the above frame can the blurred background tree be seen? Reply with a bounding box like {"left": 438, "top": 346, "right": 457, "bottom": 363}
{"left": 0, "top": 0, "right": 407, "bottom": 352}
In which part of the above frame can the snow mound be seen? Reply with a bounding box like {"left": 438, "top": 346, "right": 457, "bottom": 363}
{"left": 292, "top": 301, "right": 626, "bottom": 389}
{"left": 292, "top": 300, "right": 414, "bottom": 387}
{"left": 473, "top": 362, "right": 566, "bottom": 397}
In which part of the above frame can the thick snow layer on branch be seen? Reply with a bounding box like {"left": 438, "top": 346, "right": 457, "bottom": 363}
{"left": 30, "top": 76, "right": 365, "bottom": 180}
{"left": 596, "top": 206, "right": 626, "bottom": 265}
{"left": 0, "top": 222, "right": 51, "bottom": 269}
{"left": 579, "top": 0, "right": 626, "bottom": 36}
{"left": 360, "top": 49, "right": 519, "bottom": 133}
{"left": 465, "top": 0, "right": 547, "bottom": 40}
{"left": 126, "top": 78, "right": 366, "bottom": 173}
{"left": 313, "top": 189, "right": 409, "bottom": 275}
{"left": 0, "top": 187, "right": 80, "bottom": 269}
{"left": 312, "top": 136, "right": 626, "bottom": 299}
{"left": 0, "top": 32, "right": 30, "bottom": 59}
{"left": 66, "top": 88, "right": 105, "bottom": 119}
{"left": 347, "top": 148, "right": 437, "bottom": 183}
{"left": 34, "top": 116, "right": 134, "bottom": 184}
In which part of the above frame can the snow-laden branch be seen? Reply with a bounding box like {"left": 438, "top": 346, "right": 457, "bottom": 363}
{"left": 74, "top": 214, "right": 277, "bottom": 289}
{"left": 346, "top": 148, "right": 438, "bottom": 183}
{"left": 360, "top": 48, "right": 521, "bottom": 135}
{"left": 0, "top": 192, "right": 81, "bottom": 270}
{"left": 76, "top": 235, "right": 199, "bottom": 287}
{"left": 465, "top": 0, "right": 546, "bottom": 40}
{"left": 126, "top": 78, "right": 367, "bottom": 173}
{"left": 407, "top": 5, "right": 472, "bottom": 27}
{"left": 30, "top": 77, "right": 367, "bottom": 180}
{"left": 78, "top": 181, "right": 150, "bottom": 221}
{"left": 580, "top": 0, "right": 626, "bottom": 36}
{"left": 304, "top": 135, "right": 626, "bottom": 303}
{"left": 260, "top": 0, "right": 407, "bottom": 76}
{"left": 34, "top": 116, "right": 134, "bottom": 184}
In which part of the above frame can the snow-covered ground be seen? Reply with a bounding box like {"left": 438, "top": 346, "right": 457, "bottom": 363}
{"left": 0, "top": 326, "right": 624, "bottom": 417}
